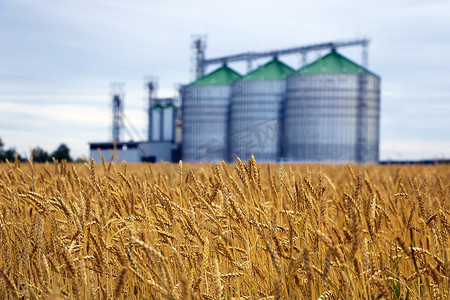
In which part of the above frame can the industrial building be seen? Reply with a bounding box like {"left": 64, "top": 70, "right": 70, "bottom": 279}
{"left": 182, "top": 65, "right": 242, "bottom": 162}
{"left": 89, "top": 82, "right": 181, "bottom": 163}
{"left": 228, "top": 58, "right": 295, "bottom": 162}
{"left": 89, "top": 140, "right": 176, "bottom": 163}
{"left": 284, "top": 50, "right": 380, "bottom": 163}
{"left": 90, "top": 37, "right": 380, "bottom": 164}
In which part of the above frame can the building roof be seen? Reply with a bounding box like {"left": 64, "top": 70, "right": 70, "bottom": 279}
{"left": 300, "top": 50, "right": 379, "bottom": 77}
{"left": 189, "top": 64, "right": 242, "bottom": 86}
{"left": 240, "top": 58, "right": 295, "bottom": 81}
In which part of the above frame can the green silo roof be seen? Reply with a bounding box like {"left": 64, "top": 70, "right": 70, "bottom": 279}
{"left": 241, "top": 58, "right": 295, "bottom": 81}
{"left": 300, "top": 50, "right": 379, "bottom": 77}
{"left": 189, "top": 64, "right": 242, "bottom": 86}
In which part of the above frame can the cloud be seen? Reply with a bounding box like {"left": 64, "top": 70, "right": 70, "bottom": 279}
{"left": 1, "top": 102, "right": 109, "bottom": 126}
{"left": 0, "top": 99, "right": 147, "bottom": 158}
{"left": 380, "top": 140, "right": 450, "bottom": 160}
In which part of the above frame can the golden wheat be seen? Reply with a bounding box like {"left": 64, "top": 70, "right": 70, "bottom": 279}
{"left": 0, "top": 158, "right": 448, "bottom": 299}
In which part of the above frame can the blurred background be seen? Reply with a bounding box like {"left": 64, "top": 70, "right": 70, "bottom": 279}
{"left": 0, "top": 0, "right": 449, "bottom": 162}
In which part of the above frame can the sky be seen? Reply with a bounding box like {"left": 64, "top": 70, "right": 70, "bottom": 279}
{"left": 0, "top": 0, "right": 449, "bottom": 161}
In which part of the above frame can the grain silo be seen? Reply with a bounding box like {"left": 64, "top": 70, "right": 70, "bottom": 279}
{"left": 162, "top": 103, "right": 175, "bottom": 142}
{"left": 229, "top": 58, "right": 295, "bottom": 162}
{"left": 182, "top": 64, "right": 242, "bottom": 162}
{"left": 283, "top": 50, "right": 380, "bottom": 163}
{"left": 151, "top": 104, "right": 163, "bottom": 141}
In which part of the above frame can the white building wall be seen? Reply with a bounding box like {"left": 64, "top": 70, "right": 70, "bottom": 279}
{"left": 90, "top": 148, "right": 141, "bottom": 163}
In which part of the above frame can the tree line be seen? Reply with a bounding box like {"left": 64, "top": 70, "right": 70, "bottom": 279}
{"left": 0, "top": 137, "right": 86, "bottom": 162}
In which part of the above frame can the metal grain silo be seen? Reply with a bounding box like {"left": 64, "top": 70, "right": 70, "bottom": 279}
{"left": 151, "top": 104, "right": 163, "bottom": 142}
{"left": 182, "top": 65, "right": 242, "bottom": 162}
{"left": 162, "top": 103, "right": 175, "bottom": 142}
{"left": 229, "top": 58, "right": 295, "bottom": 162}
{"left": 284, "top": 50, "right": 380, "bottom": 163}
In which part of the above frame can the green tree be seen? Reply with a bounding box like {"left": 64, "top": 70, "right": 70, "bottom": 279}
{"left": 75, "top": 157, "right": 88, "bottom": 163}
{"left": 52, "top": 144, "right": 72, "bottom": 162}
{"left": 32, "top": 147, "right": 51, "bottom": 162}
{"left": 3, "top": 148, "right": 23, "bottom": 161}
{"left": 0, "top": 138, "right": 24, "bottom": 162}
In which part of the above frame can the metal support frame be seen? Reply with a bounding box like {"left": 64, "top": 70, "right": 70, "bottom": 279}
{"left": 193, "top": 36, "right": 206, "bottom": 79}
{"left": 362, "top": 42, "right": 369, "bottom": 68}
{"left": 146, "top": 80, "right": 157, "bottom": 142}
{"left": 111, "top": 83, "right": 124, "bottom": 143}
{"left": 302, "top": 52, "right": 307, "bottom": 67}
{"left": 196, "top": 39, "right": 370, "bottom": 74}
{"left": 246, "top": 57, "right": 253, "bottom": 73}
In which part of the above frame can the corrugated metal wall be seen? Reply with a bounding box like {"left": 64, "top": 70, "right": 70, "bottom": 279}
{"left": 182, "top": 85, "right": 230, "bottom": 162}
{"left": 162, "top": 105, "right": 175, "bottom": 142}
{"left": 229, "top": 79, "right": 286, "bottom": 162}
{"left": 283, "top": 73, "right": 380, "bottom": 163}
{"left": 151, "top": 106, "right": 162, "bottom": 142}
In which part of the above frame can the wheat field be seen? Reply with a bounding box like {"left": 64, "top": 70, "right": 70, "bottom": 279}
{"left": 0, "top": 157, "right": 448, "bottom": 299}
